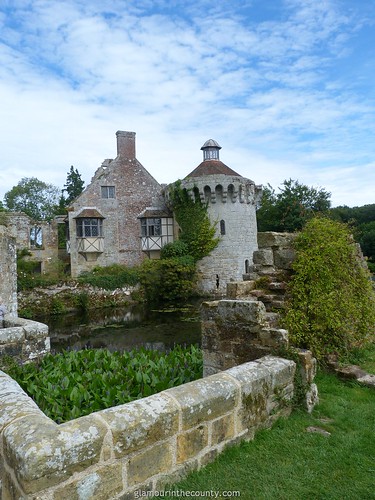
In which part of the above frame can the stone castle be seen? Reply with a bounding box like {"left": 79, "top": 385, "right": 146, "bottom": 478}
{"left": 66, "top": 131, "right": 262, "bottom": 293}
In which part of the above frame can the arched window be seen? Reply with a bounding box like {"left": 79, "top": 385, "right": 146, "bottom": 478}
{"left": 204, "top": 185, "right": 212, "bottom": 203}
{"left": 220, "top": 219, "right": 226, "bottom": 235}
{"left": 245, "top": 259, "right": 250, "bottom": 273}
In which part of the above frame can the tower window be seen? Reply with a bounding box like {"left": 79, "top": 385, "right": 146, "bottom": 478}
{"left": 220, "top": 219, "right": 226, "bottom": 235}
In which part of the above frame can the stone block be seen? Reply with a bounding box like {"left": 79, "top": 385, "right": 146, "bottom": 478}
{"left": 3, "top": 414, "right": 107, "bottom": 494}
{"left": 256, "top": 356, "right": 296, "bottom": 389}
{"left": 217, "top": 300, "right": 267, "bottom": 326}
{"left": 0, "top": 327, "right": 24, "bottom": 344}
{"left": 259, "top": 328, "right": 288, "bottom": 348}
{"left": 53, "top": 463, "right": 124, "bottom": 500}
{"left": 211, "top": 414, "right": 235, "bottom": 446}
{"left": 257, "top": 232, "right": 296, "bottom": 248}
{"left": 127, "top": 442, "right": 173, "bottom": 486}
{"left": 253, "top": 249, "right": 274, "bottom": 266}
{"left": 100, "top": 393, "right": 179, "bottom": 457}
{"left": 297, "top": 350, "right": 317, "bottom": 384}
{"left": 177, "top": 424, "right": 208, "bottom": 463}
{"left": 226, "top": 281, "right": 256, "bottom": 299}
{"left": 165, "top": 373, "right": 239, "bottom": 430}
{"left": 200, "top": 301, "right": 220, "bottom": 321}
{"left": 273, "top": 248, "right": 296, "bottom": 269}
{"left": 0, "top": 387, "right": 41, "bottom": 433}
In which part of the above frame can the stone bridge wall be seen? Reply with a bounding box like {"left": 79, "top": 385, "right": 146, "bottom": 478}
{"left": 0, "top": 355, "right": 295, "bottom": 499}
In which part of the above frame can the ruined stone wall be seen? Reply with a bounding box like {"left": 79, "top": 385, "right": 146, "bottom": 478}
{"left": 201, "top": 299, "right": 288, "bottom": 376}
{"left": 0, "top": 225, "right": 17, "bottom": 317}
{"left": 0, "top": 316, "right": 50, "bottom": 362}
{"left": 0, "top": 355, "right": 295, "bottom": 499}
{"left": 5, "top": 213, "right": 59, "bottom": 274}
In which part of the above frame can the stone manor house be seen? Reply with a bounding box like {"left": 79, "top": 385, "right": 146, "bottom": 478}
{"left": 9, "top": 131, "right": 262, "bottom": 294}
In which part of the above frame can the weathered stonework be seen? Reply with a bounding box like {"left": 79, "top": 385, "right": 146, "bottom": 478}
{"left": 0, "top": 225, "right": 17, "bottom": 317}
{"left": 0, "top": 225, "right": 51, "bottom": 364}
{"left": 201, "top": 299, "right": 289, "bottom": 376}
{"left": 0, "top": 355, "right": 296, "bottom": 499}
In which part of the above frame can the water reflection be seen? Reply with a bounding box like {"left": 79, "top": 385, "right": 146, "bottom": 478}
{"left": 38, "top": 302, "right": 202, "bottom": 353}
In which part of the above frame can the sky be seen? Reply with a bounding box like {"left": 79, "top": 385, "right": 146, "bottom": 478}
{"left": 1, "top": 0, "right": 375, "bottom": 208}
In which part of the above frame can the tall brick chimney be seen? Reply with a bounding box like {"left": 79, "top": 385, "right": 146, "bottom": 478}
{"left": 116, "top": 131, "right": 136, "bottom": 158}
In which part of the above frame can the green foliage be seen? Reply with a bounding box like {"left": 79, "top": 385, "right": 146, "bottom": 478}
{"left": 139, "top": 256, "right": 196, "bottom": 304}
{"left": 257, "top": 179, "right": 331, "bottom": 232}
{"left": 16, "top": 248, "right": 58, "bottom": 291}
{"left": 50, "top": 297, "right": 67, "bottom": 315}
{"left": 168, "top": 182, "right": 219, "bottom": 262}
{"left": 61, "top": 165, "right": 85, "bottom": 206}
{"left": 78, "top": 264, "right": 140, "bottom": 290}
{"left": 329, "top": 204, "right": 375, "bottom": 264}
{"left": 283, "top": 217, "right": 375, "bottom": 360}
{"left": 4, "top": 345, "right": 203, "bottom": 423}
{"left": 160, "top": 240, "right": 189, "bottom": 259}
{"left": 4, "top": 177, "right": 60, "bottom": 221}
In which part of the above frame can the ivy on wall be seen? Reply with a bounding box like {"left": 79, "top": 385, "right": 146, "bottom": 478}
{"left": 167, "top": 181, "right": 219, "bottom": 262}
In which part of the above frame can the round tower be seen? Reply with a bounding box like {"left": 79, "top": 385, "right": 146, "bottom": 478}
{"left": 181, "top": 140, "right": 262, "bottom": 294}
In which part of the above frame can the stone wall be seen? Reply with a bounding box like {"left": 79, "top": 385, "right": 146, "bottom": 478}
{"left": 0, "top": 316, "right": 50, "bottom": 362}
{"left": 0, "top": 355, "right": 295, "bottom": 499}
{"left": 0, "top": 225, "right": 17, "bottom": 317}
{"left": 202, "top": 300, "right": 288, "bottom": 376}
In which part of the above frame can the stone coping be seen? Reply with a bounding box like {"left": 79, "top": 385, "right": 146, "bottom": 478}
{"left": 0, "top": 355, "right": 296, "bottom": 499}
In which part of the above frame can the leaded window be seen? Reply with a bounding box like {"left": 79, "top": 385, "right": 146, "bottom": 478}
{"left": 141, "top": 218, "right": 162, "bottom": 237}
{"left": 76, "top": 218, "right": 103, "bottom": 237}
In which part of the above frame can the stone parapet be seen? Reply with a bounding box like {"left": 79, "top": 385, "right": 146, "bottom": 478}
{"left": 0, "top": 355, "right": 295, "bottom": 499}
{"left": 0, "top": 317, "right": 50, "bottom": 363}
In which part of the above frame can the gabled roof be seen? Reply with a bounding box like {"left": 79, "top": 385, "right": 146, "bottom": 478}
{"left": 73, "top": 208, "right": 105, "bottom": 219}
{"left": 185, "top": 160, "right": 241, "bottom": 178}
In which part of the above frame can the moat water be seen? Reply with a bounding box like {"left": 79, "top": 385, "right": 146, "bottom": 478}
{"left": 39, "top": 302, "right": 202, "bottom": 353}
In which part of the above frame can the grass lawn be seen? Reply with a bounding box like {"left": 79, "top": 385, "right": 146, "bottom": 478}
{"left": 170, "top": 353, "right": 375, "bottom": 499}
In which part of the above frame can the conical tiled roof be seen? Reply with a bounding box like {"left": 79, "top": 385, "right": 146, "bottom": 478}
{"left": 185, "top": 161, "right": 241, "bottom": 178}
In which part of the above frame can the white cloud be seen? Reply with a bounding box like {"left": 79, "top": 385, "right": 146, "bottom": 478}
{"left": 0, "top": 0, "right": 374, "bottom": 208}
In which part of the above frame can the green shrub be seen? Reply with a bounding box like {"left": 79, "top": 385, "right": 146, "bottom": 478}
{"left": 139, "top": 256, "right": 196, "bottom": 304}
{"left": 78, "top": 264, "right": 140, "bottom": 290}
{"left": 160, "top": 240, "right": 189, "bottom": 259}
{"left": 283, "top": 217, "right": 375, "bottom": 360}
{"left": 4, "top": 345, "right": 202, "bottom": 423}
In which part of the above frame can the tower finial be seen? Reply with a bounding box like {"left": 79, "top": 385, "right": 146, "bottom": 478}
{"left": 201, "top": 139, "right": 221, "bottom": 161}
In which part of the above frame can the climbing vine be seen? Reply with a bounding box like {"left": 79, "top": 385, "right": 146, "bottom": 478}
{"left": 167, "top": 181, "right": 219, "bottom": 262}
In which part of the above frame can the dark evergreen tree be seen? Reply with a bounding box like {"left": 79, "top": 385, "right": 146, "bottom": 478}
{"left": 62, "top": 166, "right": 85, "bottom": 206}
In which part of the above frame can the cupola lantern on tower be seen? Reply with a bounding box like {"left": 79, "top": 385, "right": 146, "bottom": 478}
{"left": 201, "top": 139, "right": 221, "bottom": 161}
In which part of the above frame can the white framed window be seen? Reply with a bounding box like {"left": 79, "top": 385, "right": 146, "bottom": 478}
{"left": 76, "top": 218, "right": 103, "bottom": 237}
{"left": 101, "top": 186, "right": 115, "bottom": 199}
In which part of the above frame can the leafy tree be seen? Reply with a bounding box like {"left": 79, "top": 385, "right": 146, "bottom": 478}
{"left": 61, "top": 165, "right": 85, "bottom": 206}
{"left": 283, "top": 217, "right": 375, "bottom": 360}
{"left": 257, "top": 179, "right": 331, "bottom": 232}
{"left": 3, "top": 177, "right": 60, "bottom": 221}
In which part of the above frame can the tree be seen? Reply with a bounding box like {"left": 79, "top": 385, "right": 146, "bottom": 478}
{"left": 61, "top": 166, "right": 85, "bottom": 206}
{"left": 3, "top": 177, "right": 60, "bottom": 221}
{"left": 283, "top": 217, "right": 375, "bottom": 360}
{"left": 257, "top": 179, "right": 331, "bottom": 232}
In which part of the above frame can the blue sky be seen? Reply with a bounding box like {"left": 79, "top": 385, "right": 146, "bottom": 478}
{"left": 1, "top": 0, "right": 375, "bottom": 207}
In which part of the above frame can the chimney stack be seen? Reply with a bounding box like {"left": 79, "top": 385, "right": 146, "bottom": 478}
{"left": 116, "top": 131, "right": 136, "bottom": 158}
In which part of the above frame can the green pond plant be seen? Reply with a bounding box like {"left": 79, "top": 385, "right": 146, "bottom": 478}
{"left": 3, "top": 345, "right": 203, "bottom": 423}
